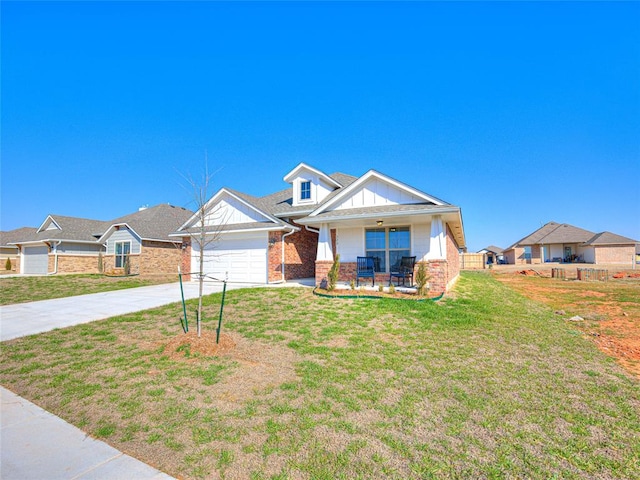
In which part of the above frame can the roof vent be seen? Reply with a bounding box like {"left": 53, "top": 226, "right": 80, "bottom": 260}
{"left": 139, "top": 205, "right": 148, "bottom": 211}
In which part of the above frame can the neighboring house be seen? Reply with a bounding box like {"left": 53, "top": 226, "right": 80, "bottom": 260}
{"left": 503, "top": 222, "right": 638, "bottom": 265}
{"left": 0, "top": 227, "right": 37, "bottom": 272}
{"left": 9, "top": 204, "right": 192, "bottom": 275}
{"left": 174, "top": 163, "right": 466, "bottom": 294}
{"left": 478, "top": 246, "right": 504, "bottom": 264}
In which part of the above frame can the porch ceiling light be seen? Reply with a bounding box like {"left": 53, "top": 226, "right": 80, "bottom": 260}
{"left": 376, "top": 220, "right": 383, "bottom": 226}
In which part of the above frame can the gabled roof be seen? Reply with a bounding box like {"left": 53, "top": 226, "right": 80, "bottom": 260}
{"left": 9, "top": 205, "right": 193, "bottom": 246}
{"left": 257, "top": 172, "right": 359, "bottom": 217}
{"left": 307, "top": 169, "right": 449, "bottom": 217}
{"left": 508, "top": 222, "right": 638, "bottom": 249}
{"left": 479, "top": 245, "right": 503, "bottom": 254}
{"left": 0, "top": 227, "right": 38, "bottom": 247}
{"left": 583, "top": 231, "right": 638, "bottom": 246}
{"left": 176, "top": 188, "right": 294, "bottom": 235}
{"left": 106, "top": 204, "right": 193, "bottom": 242}
{"left": 30, "top": 215, "right": 110, "bottom": 244}
{"left": 283, "top": 163, "right": 344, "bottom": 188}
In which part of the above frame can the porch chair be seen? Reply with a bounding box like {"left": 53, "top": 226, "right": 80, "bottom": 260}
{"left": 356, "top": 256, "right": 376, "bottom": 287}
{"left": 389, "top": 256, "right": 416, "bottom": 287}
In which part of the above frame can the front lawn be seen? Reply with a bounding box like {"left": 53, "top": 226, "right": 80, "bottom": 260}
{"left": 0, "top": 273, "right": 176, "bottom": 305}
{"left": 1, "top": 272, "right": 638, "bottom": 479}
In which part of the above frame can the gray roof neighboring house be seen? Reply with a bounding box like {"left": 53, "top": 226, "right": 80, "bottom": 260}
{"left": 479, "top": 245, "right": 503, "bottom": 254}
{"left": 583, "top": 231, "right": 638, "bottom": 246}
{"left": 8, "top": 204, "right": 193, "bottom": 247}
{"left": 507, "top": 222, "right": 638, "bottom": 250}
{"left": 107, "top": 204, "right": 193, "bottom": 242}
{"left": 0, "top": 227, "right": 38, "bottom": 249}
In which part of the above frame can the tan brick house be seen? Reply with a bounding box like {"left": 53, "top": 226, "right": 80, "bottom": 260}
{"left": 8, "top": 204, "right": 192, "bottom": 275}
{"left": 503, "top": 222, "right": 638, "bottom": 265}
{"left": 174, "top": 163, "right": 466, "bottom": 295}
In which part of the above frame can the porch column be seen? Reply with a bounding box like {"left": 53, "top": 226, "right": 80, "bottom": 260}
{"left": 427, "top": 215, "right": 445, "bottom": 260}
{"left": 316, "top": 223, "right": 333, "bottom": 261}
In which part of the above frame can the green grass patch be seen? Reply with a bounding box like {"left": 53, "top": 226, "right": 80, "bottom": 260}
{"left": 0, "top": 273, "right": 175, "bottom": 305}
{"left": 1, "top": 272, "right": 638, "bottom": 479}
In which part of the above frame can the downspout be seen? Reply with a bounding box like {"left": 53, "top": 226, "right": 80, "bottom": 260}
{"left": 279, "top": 228, "right": 297, "bottom": 283}
{"left": 49, "top": 241, "right": 62, "bottom": 275}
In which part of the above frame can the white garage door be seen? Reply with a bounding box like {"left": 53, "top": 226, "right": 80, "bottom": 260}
{"left": 193, "top": 232, "right": 267, "bottom": 284}
{"left": 23, "top": 246, "right": 49, "bottom": 274}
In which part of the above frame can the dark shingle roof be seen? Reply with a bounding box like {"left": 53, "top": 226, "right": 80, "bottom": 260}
{"left": 111, "top": 204, "right": 193, "bottom": 241}
{"left": 583, "top": 231, "right": 638, "bottom": 245}
{"left": 36, "top": 216, "right": 111, "bottom": 243}
{"left": 0, "top": 227, "right": 38, "bottom": 246}
{"left": 509, "top": 222, "right": 638, "bottom": 249}
{"left": 481, "top": 245, "right": 503, "bottom": 254}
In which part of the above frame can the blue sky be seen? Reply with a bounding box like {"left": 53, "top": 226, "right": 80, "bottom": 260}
{"left": 2, "top": 1, "right": 639, "bottom": 251}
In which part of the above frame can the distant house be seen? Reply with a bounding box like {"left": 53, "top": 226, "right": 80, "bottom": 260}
{"left": 0, "top": 227, "right": 37, "bottom": 272}
{"left": 478, "top": 246, "right": 504, "bottom": 265}
{"left": 503, "top": 222, "right": 638, "bottom": 265}
{"left": 174, "top": 162, "right": 466, "bottom": 294}
{"left": 8, "top": 204, "right": 192, "bottom": 275}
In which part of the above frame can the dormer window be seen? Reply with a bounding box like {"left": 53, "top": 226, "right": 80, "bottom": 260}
{"left": 300, "top": 181, "right": 311, "bottom": 201}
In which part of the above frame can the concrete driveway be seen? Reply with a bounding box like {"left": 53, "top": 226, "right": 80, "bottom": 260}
{"left": 1, "top": 280, "right": 242, "bottom": 342}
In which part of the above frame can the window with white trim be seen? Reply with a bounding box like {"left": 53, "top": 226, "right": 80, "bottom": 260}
{"left": 365, "top": 226, "right": 410, "bottom": 272}
{"left": 115, "top": 241, "right": 131, "bottom": 268}
{"left": 300, "top": 180, "right": 311, "bottom": 201}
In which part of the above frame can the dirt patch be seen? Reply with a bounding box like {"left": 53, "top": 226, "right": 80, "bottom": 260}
{"left": 162, "top": 331, "right": 301, "bottom": 406}
{"left": 163, "top": 331, "right": 236, "bottom": 359}
{"left": 494, "top": 271, "right": 640, "bottom": 379}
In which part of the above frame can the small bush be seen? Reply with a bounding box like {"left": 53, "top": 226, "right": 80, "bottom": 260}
{"left": 327, "top": 254, "right": 340, "bottom": 291}
{"left": 378, "top": 284, "right": 384, "bottom": 292}
{"left": 415, "top": 261, "right": 430, "bottom": 296}
{"left": 5, "top": 257, "right": 12, "bottom": 271}
{"left": 349, "top": 280, "right": 355, "bottom": 290}
{"left": 389, "top": 284, "right": 396, "bottom": 295}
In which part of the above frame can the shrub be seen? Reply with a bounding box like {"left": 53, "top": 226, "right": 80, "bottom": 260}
{"left": 123, "top": 255, "right": 131, "bottom": 276}
{"left": 5, "top": 257, "right": 12, "bottom": 271}
{"left": 415, "top": 261, "right": 430, "bottom": 296}
{"left": 389, "top": 283, "right": 396, "bottom": 295}
{"left": 327, "top": 254, "right": 340, "bottom": 291}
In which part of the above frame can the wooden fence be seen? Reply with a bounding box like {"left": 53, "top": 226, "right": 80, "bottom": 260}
{"left": 461, "top": 253, "right": 486, "bottom": 270}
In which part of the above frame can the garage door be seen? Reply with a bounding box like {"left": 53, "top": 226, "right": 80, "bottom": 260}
{"left": 193, "top": 232, "right": 267, "bottom": 284}
{"left": 23, "top": 246, "right": 49, "bottom": 274}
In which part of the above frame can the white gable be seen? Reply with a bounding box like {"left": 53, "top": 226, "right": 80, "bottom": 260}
{"left": 283, "top": 163, "right": 341, "bottom": 207}
{"left": 205, "top": 192, "right": 271, "bottom": 226}
{"left": 37, "top": 216, "right": 61, "bottom": 233}
{"left": 332, "top": 177, "right": 424, "bottom": 211}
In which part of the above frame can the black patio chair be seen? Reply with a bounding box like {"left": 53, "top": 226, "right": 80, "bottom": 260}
{"left": 356, "top": 256, "right": 375, "bottom": 287}
{"left": 389, "top": 256, "right": 416, "bottom": 287}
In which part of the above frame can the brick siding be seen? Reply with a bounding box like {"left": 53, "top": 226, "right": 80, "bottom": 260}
{"left": 54, "top": 254, "right": 102, "bottom": 274}
{"left": 593, "top": 245, "right": 635, "bottom": 265}
{"left": 139, "top": 240, "right": 182, "bottom": 275}
{"left": 268, "top": 221, "right": 319, "bottom": 282}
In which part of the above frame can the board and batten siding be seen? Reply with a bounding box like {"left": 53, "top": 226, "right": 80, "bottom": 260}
{"left": 106, "top": 229, "right": 142, "bottom": 255}
{"left": 206, "top": 194, "right": 269, "bottom": 226}
{"left": 333, "top": 178, "right": 422, "bottom": 210}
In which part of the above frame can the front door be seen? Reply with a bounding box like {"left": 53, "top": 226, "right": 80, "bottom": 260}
{"left": 564, "top": 246, "right": 572, "bottom": 262}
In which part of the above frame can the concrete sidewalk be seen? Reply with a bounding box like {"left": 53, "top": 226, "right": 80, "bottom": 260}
{"left": 0, "top": 279, "right": 312, "bottom": 479}
{"left": 1, "top": 387, "right": 173, "bottom": 480}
